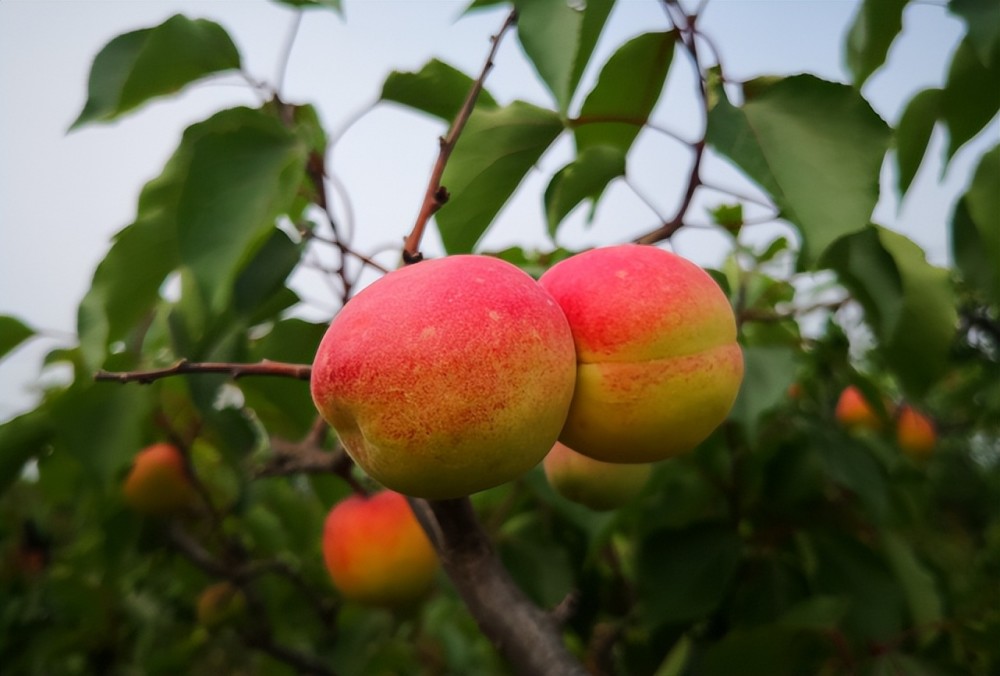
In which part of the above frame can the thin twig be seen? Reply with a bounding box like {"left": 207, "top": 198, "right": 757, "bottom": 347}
{"left": 401, "top": 9, "right": 518, "bottom": 263}
{"left": 95, "top": 359, "right": 311, "bottom": 384}
{"left": 275, "top": 11, "right": 304, "bottom": 95}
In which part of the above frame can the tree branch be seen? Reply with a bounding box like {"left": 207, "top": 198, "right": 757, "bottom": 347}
{"left": 94, "top": 359, "right": 311, "bottom": 384}
{"left": 401, "top": 9, "right": 518, "bottom": 263}
{"left": 420, "top": 498, "right": 587, "bottom": 676}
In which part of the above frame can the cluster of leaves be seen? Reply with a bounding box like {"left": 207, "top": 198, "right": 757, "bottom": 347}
{"left": 1, "top": 0, "right": 998, "bottom": 674}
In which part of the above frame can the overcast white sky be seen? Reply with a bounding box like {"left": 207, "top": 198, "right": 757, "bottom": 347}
{"left": 0, "top": 0, "right": 994, "bottom": 420}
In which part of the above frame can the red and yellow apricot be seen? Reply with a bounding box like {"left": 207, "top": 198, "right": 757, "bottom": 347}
{"left": 543, "top": 441, "right": 652, "bottom": 511}
{"left": 322, "top": 491, "right": 438, "bottom": 607}
{"left": 311, "top": 255, "right": 577, "bottom": 499}
{"left": 538, "top": 244, "right": 743, "bottom": 463}
{"left": 122, "top": 443, "right": 198, "bottom": 516}
{"left": 896, "top": 405, "right": 936, "bottom": 458}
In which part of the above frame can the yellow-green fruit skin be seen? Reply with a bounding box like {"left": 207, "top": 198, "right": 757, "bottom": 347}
{"left": 310, "top": 255, "right": 577, "bottom": 499}
{"left": 122, "top": 443, "right": 197, "bottom": 516}
{"left": 539, "top": 245, "right": 743, "bottom": 463}
{"left": 543, "top": 442, "right": 652, "bottom": 511}
{"left": 322, "top": 491, "right": 438, "bottom": 607}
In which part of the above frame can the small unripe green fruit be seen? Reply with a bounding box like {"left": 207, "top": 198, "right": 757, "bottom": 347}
{"left": 543, "top": 442, "right": 652, "bottom": 511}
{"left": 896, "top": 406, "right": 936, "bottom": 458}
{"left": 196, "top": 581, "right": 246, "bottom": 628}
{"left": 122, "top": 443, "right": 197, "bottom": 516}
{"left": 322, "top": 491, "right": 438, "bottom": 607}
{"left": 311, "top": 255, "right": 577, "bottom": 499}
{"left": 538, "top": 244, "right": 743, "bottom": 463}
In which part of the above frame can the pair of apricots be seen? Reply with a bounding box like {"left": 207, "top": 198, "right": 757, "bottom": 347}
{"left": 835, "top": 385, "right": 937, "bottom": 457}
{"left": 124, "top": 244, "right": 747, "bottom": 606}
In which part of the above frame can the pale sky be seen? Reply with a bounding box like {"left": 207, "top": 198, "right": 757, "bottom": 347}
{"left": 0, "top": 0, "right": 993, "bottom": 420}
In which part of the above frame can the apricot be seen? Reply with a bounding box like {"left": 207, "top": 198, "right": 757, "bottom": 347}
{"left": 543, "top": 441, "right": 651, "bottom": 511}
{"left": 896, "top": 405, "right": 936, "bottom": 458}
{"left": 311, "top": 255, "right": 577, "bottom": 499}
{"left": 196, "top": 581, "right": 246, "bottom": 628}
{"left": 538, "top": 245, "right": 743, "bottom": 463}
{"left": 835, "top": 385, "right": 884, "bottom": 432}
{"left": 322, "top": 491, "right": 438, "bottom": 607}
{"left": 122, "top": 443, "right": 197, "bottom": 516}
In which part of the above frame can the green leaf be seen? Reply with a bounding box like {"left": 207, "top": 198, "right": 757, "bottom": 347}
{"left": 638, "top": 524, "right": 743, "bottom": 627}
{"left": 949, "top": 0, "right": 1000, "bottom": 66}
{"left": 881, "top": 532, "right": 943, "bottom": 646}
{"left": 699, "top": 625, "right": 830, "bottom": 676}
{"left": 436, "top": 101, "right": 563, "bottom": 253}
{"left": 953, "top": 198, "right": 1000, "bottom": 304}
{"left": 380, "top": 59, "right": 497, "bottom": 122}
{"left": 815, "top": 429, "right": 889, "bottom": 521}
{"left": 514, "top": 0, "right": 614, "bottom": 113}
{"left": 709, "top": 203, "right": 744, "bottom": 233}
{"left": 0, "top": 409, "right": 54, "bottom": 495}
{"left": 959, "top": 145, "right": 1000, "bottom": 299}
{"left": 0, "top": 316, "right": 35, "bottom": 361}
{"left": 845, "top": 0, "right": 909, "bottom": 87}
{"left": 941, "top": 36, "right": 1000, "bottom": 160}
{"left": 544, "top": 145, "right": 625, "bottom": 237}
{"left": 895, "top": 88, "right": 941, "bottom": 197}
{"left": 707, "top": 75, "right": 890, "bottom": 264}
{"left": 271, "top": 0, "right": 342, "bottom": 12}
{"left": 78, "top": 106, "right": 307, "bottom": 368}
{"left": 232, "top": 228, "right": 304, "bottom": 321}
{"left": 240, "top": 318, "right": 327, "bottom": 439}
{"left": 175, "top": 108, "right": 308, "bottom": 312}
{"left": 730, "top": 346, "right": 797, "bottom": 440}
{"left": 826, "top": 226, "right": 957, "bottom": 396}
{"left": 71, "top": 15, "right": 240, "bottom": 129}
{"left": 574, "top": 31, "right": 675, "bottom": 154}
{"left": 50, "top": 381, "right": 154, "bottom": 487}
{"left": 809, "top": 531, "right": 906, "bottom": 641}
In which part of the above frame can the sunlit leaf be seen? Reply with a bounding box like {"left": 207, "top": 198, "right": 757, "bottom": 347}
{"left": 380, "top": 59, "right": 497, "bottom": 122}
{"left": 845, "top": 0, "right": 909, "bottom": 87}
{"left": 514, "top": 0, "right": 614, "bottom": 113}
{"left": 437, "top": 101, "right": 563, "bottom": 253}
{"left": 707, "top": 75, "right": 890, "bottom": 264}
{"left": 544, "top": 145, "right": 625, "bottom": 237}
{"left": 71, "top": 15, "right": 240, "bottom": 129}
{"left": 574, "top": 31, "right": 674, "bottom": 154}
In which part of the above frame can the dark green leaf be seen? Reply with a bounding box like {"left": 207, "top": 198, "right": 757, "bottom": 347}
{"left": 816, "top": 431, "right": 889, "bottom": 521}
{"left": 241, "top": 318, "right": 327, "bottom": 439}
{"left": 949, "top": 0, "right": 1000, "bottom": 66}
{"left": 825, "top": 226, "right": 956, "bottom": 396}
{"left": 895, "top": 88, "right": 941, "bottom": 197}
{"left": 707, "top": 75, "right": 890, "bottom": 264}
{"left": 272, "top": 0, "right": 342, "bottom": 11}
{"left": 809, "top": 531, "right": 905, "bottom": 641}
{"left": 544, "top": 145, "right": 625, "bottom": 237}
{"left": 514, "top": 0, "right": 614, "bottom": 113}
{"left": 941, "top": 36, "right": 1000, "bottom": 160}
{"left": 0, "top": 409, "right": 54, "bottom": 495}
{"left": 845, "top": 0, "right": 909, "bottom": 87}
{"left": 71, "top": 15, "right": 240, "bottom": 129}
{"left": 777, "top": 596, "right": 851, "bottom": 631}
{"left": 709, "top": 203, "right": 744, "bottom": 232}
{"left": 882, "top": 532, "right": 943, "bottom": 646}
{"left": 638, "top": 524, "right": 742, "bottom": 627}
{"left": 437, "top": 101, "right": 563, "bottom": 253}
{"left": 0, "top": 316, "right": 35, "bottom": 361}
{"left": 233, "top": 228, "right": 304, "bottom": 321}
{"left": 51, "top": 381, "right": 154, "bottom": 487}
{"left": 699, "top": 625, "right": 830, "bottom": 676}
{"left": 953, "top": 198, "right": 1000, "bottom": 304}
{"left": 380, "top": 59, "right": 497, "bottom": 122}
{"left": 575, "top": 31, "right": 674, "bottom": 154}
{"left": 960, "top": 145, "right": 1000, "bottom": 298}
{"left": 730, "top": 346, "right": 797, "bottom": 440}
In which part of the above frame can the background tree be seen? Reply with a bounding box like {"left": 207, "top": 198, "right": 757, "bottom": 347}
{"left": 1, "top": 1, "right": 998, "bottom": 674}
